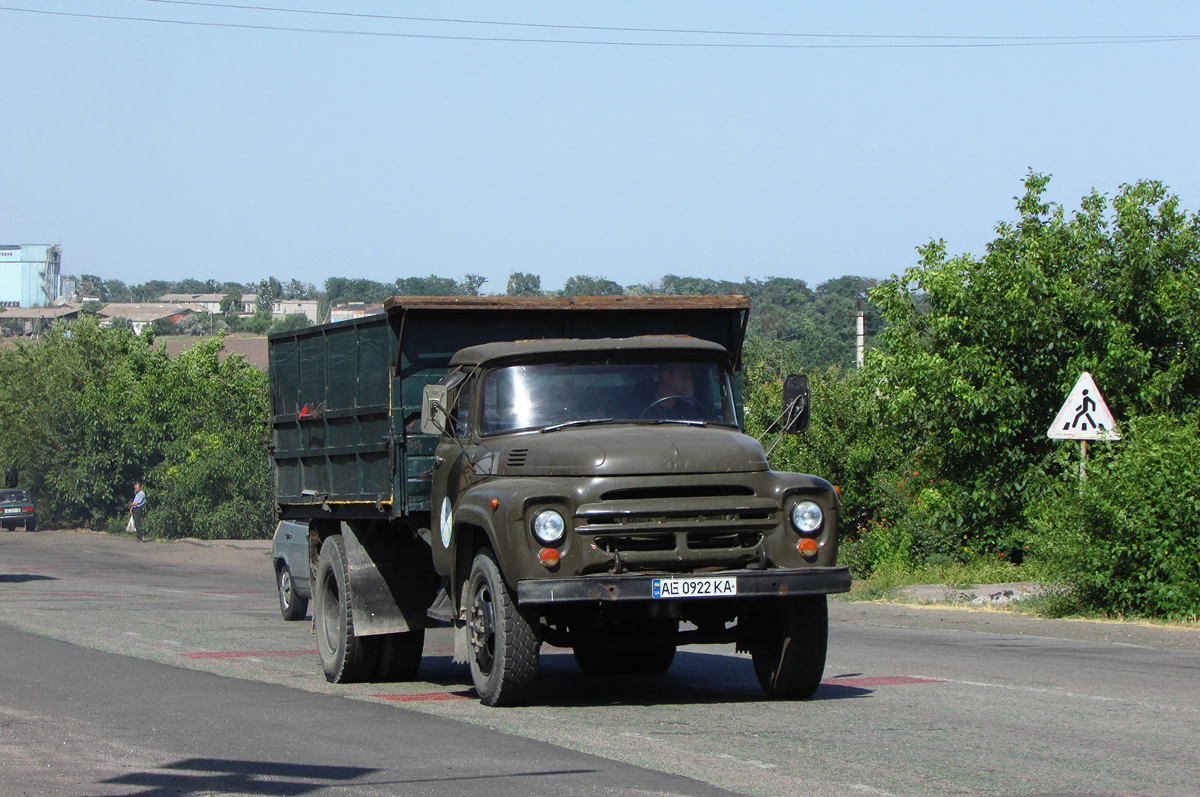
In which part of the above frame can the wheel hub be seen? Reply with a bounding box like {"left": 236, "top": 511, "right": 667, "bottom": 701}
{"left": 469, "top": 585, "right": 496, "bottom": 674}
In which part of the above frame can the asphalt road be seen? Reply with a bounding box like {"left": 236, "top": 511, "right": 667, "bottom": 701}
{"left": 2, "top": 530, "right": 1198, "bottom": 797}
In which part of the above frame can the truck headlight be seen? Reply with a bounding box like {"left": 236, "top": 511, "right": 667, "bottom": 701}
{"left": 531, "top": 509, "right": 566, "bottom": 544}
{"left": 790, "top": 500, "right": 823, "bottom": 533}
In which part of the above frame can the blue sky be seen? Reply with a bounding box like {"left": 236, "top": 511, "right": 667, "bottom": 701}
{"left": 3, "top": 1, "right": 1198, "bottom": 294}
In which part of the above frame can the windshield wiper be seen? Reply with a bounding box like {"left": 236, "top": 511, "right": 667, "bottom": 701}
{"left": 540, "top": 418, "right": 615, "bottom": 433}
{"left": 634, "top": 418, "right": 709, "bottom": 427}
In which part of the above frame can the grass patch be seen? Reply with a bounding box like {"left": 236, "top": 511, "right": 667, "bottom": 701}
{"left": 840, "top": 556, "right": 1054, "bottom": 603}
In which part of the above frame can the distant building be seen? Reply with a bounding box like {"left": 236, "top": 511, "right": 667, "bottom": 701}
{"left": 0, "top": 304, "right": 81, "bottom": 335}
{"left": 329, "top": 302, "right": 384, "bottom": 323}
{"left": 273, "top": 298, "right": 320, "bottom": 323}
{"left": 0, "top": 245, "right": 62, "bottom": 307}
{"left": 157, "top": 293, "right": 258, "bottom": 315}
{"left": 97, "top": 303, "right": 196, "bottom": 334}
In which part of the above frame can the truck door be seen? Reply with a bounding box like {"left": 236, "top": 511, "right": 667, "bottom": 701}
{"left": 430, "top": 372, "right": 481, "bottom": 576}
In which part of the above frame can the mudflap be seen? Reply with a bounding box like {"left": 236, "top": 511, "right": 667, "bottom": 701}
{"left": 341, "top": 521, "right": 439, "bottom": 637}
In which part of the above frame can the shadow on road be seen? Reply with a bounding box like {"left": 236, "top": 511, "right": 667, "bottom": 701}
{"left": 99, "top": 757, "right": 603, "bottom": 795}
{"left": 0, "top": 573, "right": 57, "bottom": 583}
{"left": 100, "top": 757, "right": 376, "bottom": 796}
{"left": 408, "top": 649, "right": 874, "bottom": 707}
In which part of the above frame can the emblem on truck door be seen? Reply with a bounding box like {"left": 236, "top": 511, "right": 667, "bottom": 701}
{"left": 439, "top": 497, "right": 453, "bottom": 548}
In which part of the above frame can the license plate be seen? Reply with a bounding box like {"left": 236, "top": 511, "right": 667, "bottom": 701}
{"left": 3, "top": 508, "right": 19, "bottom": 514}
{"left": 652, "top": 576, "right": 737, "bottom": 599}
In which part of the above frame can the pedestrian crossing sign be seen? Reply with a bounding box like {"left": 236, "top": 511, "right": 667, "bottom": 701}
{"left": 1048, "top": 372, "right": 1121, "bottom": 441}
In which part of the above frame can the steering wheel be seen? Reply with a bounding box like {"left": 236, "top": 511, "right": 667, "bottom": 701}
{"left": 642, "top": 395, "right": 706, "bottom": 418}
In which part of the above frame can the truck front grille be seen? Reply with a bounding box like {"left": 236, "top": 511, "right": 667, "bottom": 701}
{"left": 575, "top": 485, "right": 777, "bottom": 559}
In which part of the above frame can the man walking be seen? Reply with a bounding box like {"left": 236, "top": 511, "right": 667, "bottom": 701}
{"left": 130, "top": 482, "right": 146, "bottom": 542}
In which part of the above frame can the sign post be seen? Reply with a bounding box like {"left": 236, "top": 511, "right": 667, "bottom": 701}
{"left": 1047, "top": 372, "right": 1120, "bottom": 492}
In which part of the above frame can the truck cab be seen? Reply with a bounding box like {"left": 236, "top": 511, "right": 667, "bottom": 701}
{"left": 423, "top": 336, "right": 847, "bottom": 705}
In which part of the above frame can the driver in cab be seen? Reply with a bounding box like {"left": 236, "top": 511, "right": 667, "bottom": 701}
{"left": 645, "top": 363, "right": 706, "bottom": 421}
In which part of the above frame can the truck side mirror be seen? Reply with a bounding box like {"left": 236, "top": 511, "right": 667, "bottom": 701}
{"left": 421, "top": 384, "right": 450, "bottom": 436}
{"left": 782, "top": 374, "right": 810, "bottom": 435}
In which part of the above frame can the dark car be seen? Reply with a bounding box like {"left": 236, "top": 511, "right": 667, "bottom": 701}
{"left": 271, "top": 520, "right": 310, "bottom": 620}
{"left": 0, "top": 489, "right": 36, "bottom": 531}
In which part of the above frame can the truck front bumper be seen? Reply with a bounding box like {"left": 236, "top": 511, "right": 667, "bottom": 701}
{"left": 516, "top": 566, "right": 851, "bottom": 605}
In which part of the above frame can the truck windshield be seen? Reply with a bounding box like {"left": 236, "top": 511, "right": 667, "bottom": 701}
{"left": 477, "top": 360, "right": 737, "bottom": 436}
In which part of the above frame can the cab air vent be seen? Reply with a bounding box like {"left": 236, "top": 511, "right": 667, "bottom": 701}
{"left": 506, "top": 449, "right": 529, "bottom": 467}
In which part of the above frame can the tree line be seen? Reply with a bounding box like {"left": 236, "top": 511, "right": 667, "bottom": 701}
{"left": 69, "top": 272, "right": 881, "bottom": 371}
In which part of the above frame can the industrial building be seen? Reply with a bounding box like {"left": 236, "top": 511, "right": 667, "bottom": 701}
{"left": 0, "top": 245, "right": 62, "bottom": 307}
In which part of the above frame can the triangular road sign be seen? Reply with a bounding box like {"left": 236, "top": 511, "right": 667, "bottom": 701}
{"left": 1048, "top": 372, "right": 1121, "bottom": 440}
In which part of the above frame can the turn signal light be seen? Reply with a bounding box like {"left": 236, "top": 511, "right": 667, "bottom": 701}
{"left": 490, "top": 497, "right": 500, "bottom": 510}
{"left": 538, "top": 547, "right": 560, "bottom": 568}
{"left": 797, "top": 538, "right": 819, "bottom": 555}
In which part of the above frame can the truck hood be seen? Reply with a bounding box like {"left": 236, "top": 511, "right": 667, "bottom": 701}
{"left": 491, "top": 424, "right": 769, "bottom": 477}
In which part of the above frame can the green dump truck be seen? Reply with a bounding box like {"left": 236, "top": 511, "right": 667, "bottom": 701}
{"left": 268, "top": 296, "right": 850, "bottom": 706}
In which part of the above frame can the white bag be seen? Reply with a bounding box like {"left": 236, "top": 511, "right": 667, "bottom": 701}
{"left": 126, "top": 515, "right": 135, "bottom": 533}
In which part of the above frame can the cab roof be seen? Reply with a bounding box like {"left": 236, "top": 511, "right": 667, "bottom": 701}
{"left": 449, "top": 336, "right": 732, "bottom": 368}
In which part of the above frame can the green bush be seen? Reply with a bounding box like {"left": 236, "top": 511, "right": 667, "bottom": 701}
{"left": 151, "top": 316, "right": 177, "bottom": 337}
{"left": 270, "top": 313, "right": 311, "bottom": 334}
{"left": 0, "top": 319, "right": 272, "bottom": 539}
{"left": 1032, "top": 413, "right": 1200, "bottom": 620}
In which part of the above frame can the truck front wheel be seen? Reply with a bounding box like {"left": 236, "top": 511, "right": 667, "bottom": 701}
{"left": 466, "top": 548, "right": 539, "bottom": 706}
{"left": 749, "top": 595, "right": 828, "bottom": 700}
{"left": 314, "top": 535, "right": 374, "bottom": 684}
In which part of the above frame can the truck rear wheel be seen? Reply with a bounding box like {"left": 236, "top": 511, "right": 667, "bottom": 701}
{"left": 467, "top": 548, "right": 539, "bottom": 706}
{"left": 750, "top": 595, "right": 828, "bottom": 700}
{"left": 632, "top": 645, "right": 676, "bottom": 674}
{"left": 315, "top": 535, "right": 374, "bottom": 683}
{"left": 374, "top": 630, "right": 425, "bottom": 681}
{"left": 574, "top": 644, "right": 677, "bottom": 675}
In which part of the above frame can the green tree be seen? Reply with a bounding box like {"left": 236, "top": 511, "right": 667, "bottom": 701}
{"left": 150, "top": 316, "right": 177, "bottom": 337}
{"left": 459, "top": 274, "right": 488, "bottom": 296}
{"left": 175, "top": 278, "right": 218, "bottom": 294}
{"left": 323, "top": 277, "right": 393, "bottom": 305}
{"left": 868, "top": 172, "right": 1200, "bottom": 557}
{"left": 283, "top": 279, "right": 316, "bottom": 299}
{"left": 133, "top": 280, "right": 175, "bottom": 302}
{"left": 270, "top": 313, "right": 311, "bottom": 333}
{"left": 658, "top": 274, "right": 743, "bottom": 295}
{"left": 395, "top": 275, "right": 462, "bottom": 295}
{"left": 561, "top": 275, "right": 624, "bottom": 296}
{"left": 104, "top": 280, "right": 133, "bottom": 303}
{"left": 506, "top": 272, "right": 543, "bottom": 296}
{"left": 76, "top": 274, "right": 110, "bottom": 300}
{"left": 219, "top": 292, "right": 243, "bottom": 315}
{"left": 256, "top": 277, "right": 283, "bottom": 314}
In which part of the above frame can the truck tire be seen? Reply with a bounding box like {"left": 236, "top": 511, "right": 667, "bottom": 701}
{"left": 632, "top": 645, "right": 676, "bottom": 674}
{"left": 374, "top": 630, "right": 425, "bottom": 681}
{"left": 314, "top": 535, "right": 374, "bottom": 683}
{"left": 276, "top": 562, "right": 308, "bottom": 621}
{"left": 572, "top": 644, "right": 625, "bottom": 675}
{"left": 573, "top": 644, "right": 676, "bottom": 675}
{"left": 750, "top": 595, "right": 828, "bottom": 700}
{"left": 466, "top": 547, "right": 539, "bottom": 706}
